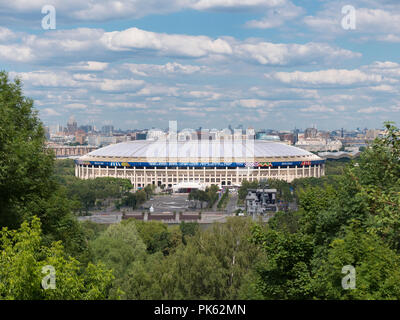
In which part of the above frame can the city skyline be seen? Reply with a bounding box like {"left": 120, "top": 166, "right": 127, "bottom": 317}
{"left": 47, "top": 116, "right": 386, "bottom": 133}
{"left": 2, "top": 1, "right": 400, "bottom": 129}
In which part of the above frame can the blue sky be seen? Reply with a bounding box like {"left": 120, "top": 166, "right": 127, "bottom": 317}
{"left": 1, "top": 0, "right": 400, "bottom": 130}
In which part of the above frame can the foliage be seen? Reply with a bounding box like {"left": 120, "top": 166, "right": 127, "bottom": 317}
{"left": 217, "top": 189, "right": 229, "bottom": 209}
{"left": 0, "top": 217, "right": 113, "bottom": 300}
{"left": 134, "top": 219, "right": 179, "bottom": 255}
{"left": 248, "top": 122, "right": 400, "bottom": 300}
{"left": 0, "top": 71, "right": 54, "bottom": 229}
{"left": 313, "top": 223, "right": 400, "bottom": 299}
{"left": 188, "top": 185, "right": 219, "bottom": 208}
{"left": 179, "top": 221, "right": 199, "bottom": 245}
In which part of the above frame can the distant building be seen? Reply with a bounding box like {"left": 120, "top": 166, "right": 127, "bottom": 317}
{"left": 79, "top": 125, "right": 94, "bottom": 134}
{"left": 305, "top": 127, "right": 318, "bottom": 139}
{"left": 101, "top": 125, "right": 114, "bottom": 136}
{"left": 245, "top": 188, "right": 278, "bottom": 216}
{"left": 75, "top": 130, "right": 87, "bottom": 145}
{"left": 67, "top": 116, "right": 78, "bottom": 134}
{"left": 44, "top": 126, "right": 50, "bottom": 140}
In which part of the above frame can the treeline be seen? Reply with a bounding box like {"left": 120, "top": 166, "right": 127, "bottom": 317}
{"left": 54, "top": 159, "right": 155, "bottom": 214}
{"left": 86, "top": 217, "right": 260, "bottom": 299}
{"left": 188, "top": 185, "right": 219, "bottom": 208}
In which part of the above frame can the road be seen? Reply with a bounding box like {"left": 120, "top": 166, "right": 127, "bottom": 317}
{"left": 225, "top": 193, "right": 238, "bottom": 214}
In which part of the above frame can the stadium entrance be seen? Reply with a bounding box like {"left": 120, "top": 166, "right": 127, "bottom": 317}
{"left": 172, "top": 182, "right": 205, "bottom": 193}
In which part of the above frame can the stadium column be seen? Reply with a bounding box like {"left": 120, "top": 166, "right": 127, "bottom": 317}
{"left": 226, "top": 167, "right": 228, "bottom": 185}
{"left": 134, "top": 167, "right": 137, "bottom": 189}
{"left": 106, "top": 166, "right": 109, "bottom": 176}
{"left": 85, "top": 165, "right": 88, "bottom": 179}
{"left": 75, "top": 164, "right": 78, "bottom": 177}
{"left": 114, "top": 166, "right": 117, "bottom": 178}
{"left": 98, "top": 165, "right": 101, "bottom": 178}
{"left": 176, "top": 167, "right": 179, "bottom": 184}
{"left": 187, "top": 166, "right": 189, "bottom": 182}
{"left": 124, "top": 166, "right": 127, "bottom": 179}
{"left": 295, "top": 165, "right": 298, "bottom": 179}
{"left": 247, "top": 166, "right": 250, "bottom": 181}
{"left": 258, "top": 166, "right": 260, "bottom": 181}
{"left": 203, "top": 167, "right": 206, "bottom": 185}
{"left": 268, "top": 166, "right": 271, "bottom": 178}
{"left": 287, "top": 166, "right": 289, "bottom": 180}
{"left": 193, "top": 167, "right": 195, "bottom": 182}
{"left": 236, "top": 167, "right": 239, "bottom": 185}
{"left": 154, "top": 166, "right": 157, "bottom": 185}
{"left": 309, "top": 165, "right": 312, "bottom": 177}
{"left": 165, "top": 167, "right": 168, "bottom": 186}
{"left": 314, "top": 165, "right": 317, "bottom": 177}
{"left": 144, "top": 166, "right": 147, "bottom": 186}
{"left": 302, "top": 165, "right": 305, "bottom": 177}
{"left": 278, "top": 166, "right": 280, "bottom": 179}
{"left": 214, "top": 167, "right": 217, "bottom": 183}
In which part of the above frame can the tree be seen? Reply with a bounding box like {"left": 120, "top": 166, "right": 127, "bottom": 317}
{"left": 160, "top": 218, "right": 262, "bottom": 299}
{"left": 179, "top": 221, "right": 199, "bottom": 245}
{"left": 0, "top": 217, "right": 113, "bottom": 300}
{"left": 90, "top": 219, "right": 147, "bottom": 279}
{"left": 250, "top": 224, "right": 315, "bottom": 299}
{"left": 313, "top": 223, "right": 400, "bottom": 299}
{"left": 134, "top": 220, "right": 177, "bottom": 255}
{"left": 0, "top": 71, "right": 54, "bottom": 229}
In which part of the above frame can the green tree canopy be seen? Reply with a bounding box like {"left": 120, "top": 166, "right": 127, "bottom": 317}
{"left": 0, "top": 216, "right": 113, "bottom": 300}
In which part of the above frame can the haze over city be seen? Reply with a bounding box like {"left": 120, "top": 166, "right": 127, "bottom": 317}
{"left": 1, "top": 0, "right": 400, "bottom": 130}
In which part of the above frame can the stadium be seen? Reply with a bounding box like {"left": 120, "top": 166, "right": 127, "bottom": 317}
{"left": 75, "top": 140, "right": 325, "bottom": 191}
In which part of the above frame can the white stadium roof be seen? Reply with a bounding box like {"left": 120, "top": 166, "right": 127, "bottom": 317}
{"left": 84, "top": 140, "right": 318, "bottom": 160}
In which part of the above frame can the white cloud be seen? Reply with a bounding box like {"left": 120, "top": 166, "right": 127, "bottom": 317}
{"left": 303, "top": 3, "right": 400, "bottom": 42}
{"left": 65, "top": 103, "right": 87, "bottom": 110}
{"left": 234, "top": 41, "right": 359, "bottom": 66}
{"left": 357, "top": 107, "right": 387, "bottom": 114}
{"left": 124, "top": 62, "right": 211, "bottom": 76}
{"left": 245, "top": 2, "right": 303, "bottom": 29}
{"left": 0, "top": 26, "right": 360, "bottom": 68}
{"left": 68, "top": 61, "right": 109, "bottom": 71}
{"left": 0, "top": 44, "right": 34, "bottom": 62}
{"left": 10, "top": 71, "right": 79, "bottom": 87}
{"left": 300, "top": 105, "right": 335, "bottom": 113}
{"left": 270, "top": 69, "right": 388, "bottom": 86}
{"left": 0, "top": 27, "right": 15, "bottom": 42}
{"left": 231, "top": 99, "right": 270, "bottom": 108}
{"left": 0, "top": 0, "right": 289, "bottom": 22}
{"left": 41, "top": 108, "right": 61, "bottom": 116}
{"left": 101, "top": 27, "right": 233, "bottom": 58}
{"left": 370, "top": 85, "right": 397, "bottom": 93}
{"left": 98, "top": 78, "right": 145, "bottom": 91}
{"left": 192, "top": 0, "right": 286, "bottom": 11}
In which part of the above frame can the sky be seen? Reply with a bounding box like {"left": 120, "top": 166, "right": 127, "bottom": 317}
{"left": 1, "top": 0, "right": 400, "bottom": 131}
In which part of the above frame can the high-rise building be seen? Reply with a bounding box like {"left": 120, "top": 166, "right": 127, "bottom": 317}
{"left": 67, "top": 116, "right": 78, "bottom": 134}
{"left": 101, "top": 125, "right": 114, "bottom": 136}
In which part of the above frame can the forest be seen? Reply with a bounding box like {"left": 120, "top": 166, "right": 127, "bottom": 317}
{"left": 1, "top": 71, "right": 400, "bottom": 300}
